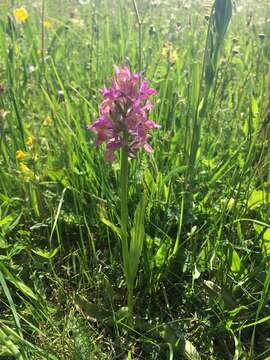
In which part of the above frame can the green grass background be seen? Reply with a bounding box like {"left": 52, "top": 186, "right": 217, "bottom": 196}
{"left": 0, "top": 0, "right": 270, "bottom": 359}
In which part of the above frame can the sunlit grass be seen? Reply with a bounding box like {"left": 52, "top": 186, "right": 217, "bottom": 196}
{"left": 0, "top": 0, "right": 270, "bottom": 359}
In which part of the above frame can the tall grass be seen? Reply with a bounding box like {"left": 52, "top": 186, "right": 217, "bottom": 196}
{"left": 0, "top": 0, "right": 270, "bottom": 359}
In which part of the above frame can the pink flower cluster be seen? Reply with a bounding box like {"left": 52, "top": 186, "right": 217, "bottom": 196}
{"left": 89, "top": 66, "right": 160, "bottom": 160}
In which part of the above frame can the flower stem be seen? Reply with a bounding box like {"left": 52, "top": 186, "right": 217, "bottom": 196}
{"left": 120, "top": 143, "right": 133, "bottom": 320}
{"left": 120, "top": 145, "right": 129, "bottom": 265}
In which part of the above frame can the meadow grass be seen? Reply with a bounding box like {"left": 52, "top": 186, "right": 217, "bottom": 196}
{"left": 0, "top": 0, "right": 270, "bottom": 359}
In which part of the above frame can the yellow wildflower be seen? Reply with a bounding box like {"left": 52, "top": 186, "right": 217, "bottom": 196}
{"left": 16, "top": 150, "right": 26, "bottom": 159}
{"left": 19, "top": 163, "right": 30, "bottom": 173}
{"left": 26, "top": 137, "right": 33, "bottom": 147}
{"left": 162, "top": 42, "right": 173, "bottom": 57}
{"left": 169, "top": 50, "right": 177, "bottom": 65}
{"left": 43, "top": 20, "right": 51, "bottom": 29}
{"left": 43, "top": 116, "right": 52, "bottom": 125}
{"left": 13, "top": 7, "right": 29, "bottom": 23}
{"left": 162, "top": 42, "right": 177, "bottom": 65}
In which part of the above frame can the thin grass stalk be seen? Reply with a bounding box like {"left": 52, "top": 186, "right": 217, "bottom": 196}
{"left": 171, "top": 185, "right": 184, "bottom": 258}
{"left": 41, "top": 0, "right": 45, "bottom": 67}
{"left": 9, "top": 88, "right": 25, "bottom": 147}
{"left": 89, "top": 2, "right": 94, "bottom": 89}
{"left": 132, "top": 0, "right": 142, "bottom": 72}
{"left": 0, "top": 328, "right": 23, "bottom": 360}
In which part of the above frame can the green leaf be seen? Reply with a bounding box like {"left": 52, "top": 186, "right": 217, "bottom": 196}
{"left": 74, "top": 295, "right": 111, "bottom": 323}
{"left": 1, "top": 324, "right": 57, "bottom": 359}
{"left": 0, "top": 237, "right": 9, "bottom": 249}
{"left": 129, "top": 196, "right": 146, "bottom": 283}
{"left": 229, "top": 246, "right": 241, "bottom": 274}
{"left": 238, "top": 314, "right": 270, "bottom": 330}
{"left": 100, "top": 216, "right": 121, "bottom": 239}
{"left": 155, "top": 243, "right": 168, "bottom": 268}
{"left": 253, "top": 223, "right": 270, "bottom": 240}
{"left": 0, "top": 271, "right": 23, "bottom": 338}
{"left": 191, "top": 62, "right": 200, "bottom": 117}
{"left": 203, "top": 280, "right": 236, "bottom": 308}
{"left": 248, "top": 190, "right": 267, "bottom": 209}
{"left": 0, "top": 214, "right": 14, "bottom": 227}
{"left": 0, "top": 263, "right": 37, "bottom": 301}
{"left": 214, "top": 0, "right": 232, "bottom": 39}
{"left": 32, "top": 247, "right": 60, "bottom": 259}
{"left": 184, "top": 340, "right": 201, "bottom": 360}
{"left": 49, "top": 188, "right": 66, "bottom": 243}
{"left": 253, "top": 224, "right": 270, "bottom": 253}
{"left": 251, "top": 96, "right": 259, "bottom": 130}
{"left": 228, "top": 305, "right": 248, "bottom": 318}
{"left": 144, "top": 168, "right": 156, "bottom": 193}
{"left": 0, "top": 328, "right": 23, "bottom": 360}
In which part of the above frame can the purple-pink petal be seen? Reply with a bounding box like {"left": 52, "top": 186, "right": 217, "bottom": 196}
{"left": 145, "top": 120, "right": 161, "bottom": 129}
{"left": 144, "top": 143, "right": 154, "bottom": 153}
{"left": 140, "top": 80, "right": 157, "bottom": 95}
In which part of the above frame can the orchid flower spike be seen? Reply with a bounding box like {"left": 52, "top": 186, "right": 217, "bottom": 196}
{"left": 89, "top": 65, "right": 160, "bottom": 160}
